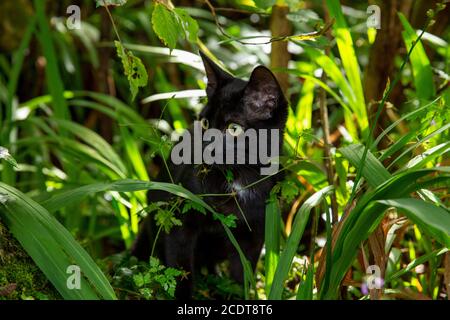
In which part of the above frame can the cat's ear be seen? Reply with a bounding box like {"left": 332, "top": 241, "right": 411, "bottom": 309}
{"left": 243, "top": 66, "right": 285, "bottom": 120}
{"left": 199, "top": 51, "right": 233, "bottom": 97}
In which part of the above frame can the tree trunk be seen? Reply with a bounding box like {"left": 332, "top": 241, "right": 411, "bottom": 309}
{"left": 270, "top": 3, "right": 292, "bottom": 95}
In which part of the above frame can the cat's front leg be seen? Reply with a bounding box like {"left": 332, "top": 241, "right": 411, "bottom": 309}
{"left": 228, "top": 226, "right": 264, "bottom": 284}
{"left": 163, "top": 228, "right": 198, "bottom": 299}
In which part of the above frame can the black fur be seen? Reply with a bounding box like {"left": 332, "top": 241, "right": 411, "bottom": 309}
{"left": 131, "top": 52, "right": 288, "bottom": 299}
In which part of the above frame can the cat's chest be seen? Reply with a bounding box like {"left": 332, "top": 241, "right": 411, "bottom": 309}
{"left": 226, "top": 181, "right": 261, "bottom": 204}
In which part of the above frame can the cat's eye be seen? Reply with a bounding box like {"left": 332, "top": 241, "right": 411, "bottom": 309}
{"left": 227, "top": 123, "right": 244, "bottom": 136}
{"left": 200, "top": 118, "right": 209, "bottom": 130}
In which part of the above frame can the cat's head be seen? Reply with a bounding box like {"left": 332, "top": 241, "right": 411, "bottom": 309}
{"left": 193, "top": 51, "right": 288, "bottom": 175}
{"left": 198, "top": 51, "right": 288, "bottom": 133}
{"left": 171, "top": 52, "right": 288, "bottom": 176}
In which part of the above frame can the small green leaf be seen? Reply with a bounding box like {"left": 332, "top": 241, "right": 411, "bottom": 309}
{"left": 213, "top": 213, "right": 237, "bottom": 228}
{"left": 114, "top": 41, "right": 148, "bottom": 100}
{"left": 280, "top": 180, "right": 299, "bottom": 202}
{"left": 154, "top": 209, "right": 182, "bottom": 234}
{"left": 133, "top": 274, "right": 145, "bottom": 287}
{"left": 152, "top": 3, "right": 181, "bottom": 51}
{"left": 182, "top": 200, "right": 206, "bottom": 214}
{"left": 173, "top": 8, "right": 199, "bottom": 43}
{"left": 225, "top": 169, "right": 234, "bottom": 183}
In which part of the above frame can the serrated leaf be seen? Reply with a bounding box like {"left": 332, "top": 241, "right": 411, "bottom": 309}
{"left": 152, "top": 3, "right": 181, "bottom": 51}
{"left": 154, "top": 209, "right": 182, "bottom": 234}
{"left": 213, "top": 212, "right": 237, "bottom": 228}
{"left": 182, "top": 200, "right": 206, "bottom": 214}
{"left": 173, "top": 8, "right": 199, "bottom": 43}
{"left": 280, "top": 180, "right": 299, "bottom": 202}
{"left": 115, "top": 41, "right": 148, "bottom": 100}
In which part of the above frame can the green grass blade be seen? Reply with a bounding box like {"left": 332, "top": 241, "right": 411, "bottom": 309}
{"left": 269, "top": 186, "right": 334, "bottom": 299}
{"left": 378, "top": 199, "right": 450, "bottom": 247}
{"left": 405, "top": 142, "right": 450, "bottom": 170}
{"left": 386, "top": 248, "right": 448, "bottom": 282}
{"left": 321, "top": 167, "right": 450, "bottom": 298}
{"left": 387, "top": 123, "right": 450, "bottom": 169}
{"left": 325, "top": 0, "right": 367, "bottom": 137}
{"left": 50, "top": 119, "right": 128, "bottom": 175}
{"left": 296, "top": 263, "right": 314, "bottom": 300}
{"left": 340, "top": 144, "right": 391, "bottom": 188}
{"left": 371, "top": 98, "right": 440, "bottom": 149}
{"left": 39, "top": 179, "right": 256, "bottom": 296}
{"left": 34, "top": 0, "right": 69, "bottom": 121}
{"left": 398, "top": 13, "right": 436, "bottom": 101}
{"left": 378, "top": 132, "right": 416, "bottom": 162}
{"left": 264, "top": 195, "right": 281, "bottom": 296}
{"left": 304, "top": 48, "right": 361, "bottom": 139}
{"left": 119, "top": 126, "right": 149, "bottom": 182}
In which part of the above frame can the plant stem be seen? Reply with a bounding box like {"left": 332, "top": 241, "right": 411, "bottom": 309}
{"left": 318, "top": 4, "right": 338, "bottom": 224}
{"left": 102, "top": 0, "right": 122, "bottom": 44}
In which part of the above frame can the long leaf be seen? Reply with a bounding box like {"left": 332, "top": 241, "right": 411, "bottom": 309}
{"left": 264, "top": 195, "right": 281, "bottom": 296}
{"left": 269, "top": 186, "right": 334, "bottom": 299}
{"left": 39, "top": 179, "right": 256, "bottom": 296}
{"left": 378, "top": 199, "right": 450, "bottom": 247}
{"left": 340, "top": 144, "right": 391, "bottom": 188}
{"left": 0, "top": 183, "right": 117, "bottom": 300}
{"left": 398, "top": 13, "right": 436, "bottom": 101}
{"left": 321, "top": 167, "right": 450, "bottom": 298}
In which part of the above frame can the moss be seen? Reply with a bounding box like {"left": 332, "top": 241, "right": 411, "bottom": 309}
{"left": 0, "top": 220, "right": 60, "bottom": 300}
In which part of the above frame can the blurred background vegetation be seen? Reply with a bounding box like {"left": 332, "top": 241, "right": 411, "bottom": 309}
{"left": 0, "top": 0, "right": 449, "bottom": 300}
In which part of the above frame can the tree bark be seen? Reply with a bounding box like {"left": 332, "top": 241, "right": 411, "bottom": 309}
{"left": 270, "top": 4, "right": 292, "bottom": 95}
{"left": 364, "top": 0, "right": 413, "bottom": 108}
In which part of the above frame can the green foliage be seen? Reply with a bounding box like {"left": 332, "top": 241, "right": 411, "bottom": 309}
{"left": 109, "top": 254, "right": 184, "bottom": 299}
{"left": 115, "top": 41, "right": 148, "bottom": 100}
{"left": 264, "top": 195, "right": 281, "bottom": 296}
{"left": 173, "top": 8, "right": 199, "bottom": 43}
{"left": 0, "top": 183, "right": 117, "bottom": 300}
{"left": 155, "top": 209, "right": 182, "bottom": 234}
{"left": 151, "top": 4, "right": 198, "bottom": 51}
{"left": 132, "top": 257, "right": 183, "bottom": 299}
{"left": 398, "top": 13, "right": 436, "bottom": 101}
{"left": 0, "top": 0, "right": 448, "bottom": 301}
{"left": 152, "top": 4, "right": 180, "bottom": 51}
{"left": 269, "top": 186, "right": 334, "bottom": 299}
{"left": 182, "top": 199, "right": 207, "bottom": 215}
{"left": 213, "top": 213, "right": 238, "bottom": 228}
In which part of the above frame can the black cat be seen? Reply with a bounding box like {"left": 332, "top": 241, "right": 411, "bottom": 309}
{"left": 131, "top": 51, "right": 288, "bottom": 299}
